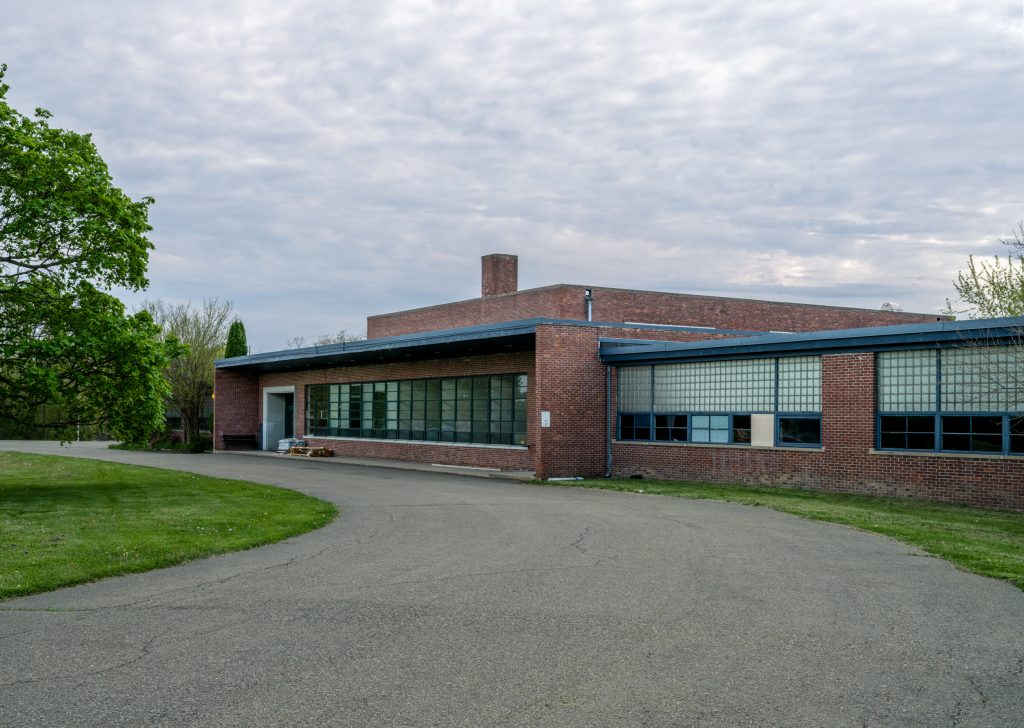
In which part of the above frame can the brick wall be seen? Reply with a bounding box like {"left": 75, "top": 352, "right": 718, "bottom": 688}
{"left": 212, "top": 368, "right": 259, "bottom": 450}
{"left": 215, "top": 324, "right": 717, "bottom": 473}
{"left": 367, "top": 284, "right": 946, "bottom": 338}
{"left": 611, "top": 353, "right": 1024, "bottom": 510}
{"left": 367, "top": 286, "right": 579, "bottom": 338}
{"left": 532, "top": 323, "right": 725, "bottom": 479}
{"left": 250, "top": 351, "right": 536, "bottom": 471}
{"left": 533, "top": 325, "right": 606, "bottom": 478}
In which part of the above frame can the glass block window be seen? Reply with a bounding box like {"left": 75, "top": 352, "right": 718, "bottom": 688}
{"left": 618, "top": 366, "right": 652, "bottom": 412}
{"left": 306, "top": 373, "right": 527, "bottom": 445}
{"left": 877, "top": 350, "right": 937, "bottom": 412}
{"left": 618, "top": 356, "right": 820, "bottom": 447}
{"left": 941, "top": 347, "right": 1024, "bottom": 412}
{"left": 778, "top": 356, "right": 821, "bottom": 413}
{"left": 653, "top": 359, "right": 774, "bottom": 413}
{"left": 878, "top": 345, "right": 1024, "bottom": 455}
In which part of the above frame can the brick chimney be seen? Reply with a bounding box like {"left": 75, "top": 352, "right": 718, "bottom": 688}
{"left": 481, "top": 253, "right": 518, "bottom": 297}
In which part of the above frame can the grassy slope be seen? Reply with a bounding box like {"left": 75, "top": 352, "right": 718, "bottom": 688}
{"left": 560, "top": 478, "right": 1024, "bottom": 590}
{"left": 0, "top": 452, "right": 337, "bottom": 599}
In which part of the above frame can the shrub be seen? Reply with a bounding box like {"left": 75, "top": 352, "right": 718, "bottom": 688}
{"left": 187, "top": 435, "right": 213, "bottom": 453}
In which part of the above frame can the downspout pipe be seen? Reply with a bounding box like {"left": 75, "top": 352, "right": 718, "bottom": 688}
{"left": 605, "top": 363, "right": 613, "bottom": 477}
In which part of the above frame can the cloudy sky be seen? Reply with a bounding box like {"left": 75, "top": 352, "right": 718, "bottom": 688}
{"left": 2, "top": 1, "right": 1022, "bottom": 351}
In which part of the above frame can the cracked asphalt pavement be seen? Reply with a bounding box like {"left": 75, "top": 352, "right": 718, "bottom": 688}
{"left": 2, "top": 441, "right": 1023, "bottom": 727}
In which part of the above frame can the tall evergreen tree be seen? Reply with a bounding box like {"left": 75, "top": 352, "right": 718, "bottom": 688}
{"left": 225, "top": 319, "right": 248, "bottom": 358}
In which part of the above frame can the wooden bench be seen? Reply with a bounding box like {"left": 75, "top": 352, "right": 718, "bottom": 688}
{"left": 221, "top": 434, "right": 258, "bottom": 450}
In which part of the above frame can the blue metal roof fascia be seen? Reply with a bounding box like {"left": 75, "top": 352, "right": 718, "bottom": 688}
{"left": 599, "top": 317, "right": 1024, "bottom": 364}
{"left": 215, "top": 318, "right": 546, "bottom": 369}
{"left": 215, "top": 317, "right": 768, "bottom": 369}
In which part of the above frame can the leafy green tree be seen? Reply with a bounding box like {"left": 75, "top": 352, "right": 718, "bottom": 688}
{"left": 0, "top": 64, "right": 176, "bottom": 441}
{"left": 945, "top": 223, "right": 1024, "bottom": 415}
{"left": 144, "top": 299, "right": 233, "bottom": 444}
{"left": 948, "top": 222, "right": 1024, "bottom": 318}
{"left": 225, "top": 319, "right": 248, "bottom": 358}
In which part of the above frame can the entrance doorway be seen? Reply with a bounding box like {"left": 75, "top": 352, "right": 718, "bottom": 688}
{"left": 262, "top": 386, "right": 296, "bottom": 450}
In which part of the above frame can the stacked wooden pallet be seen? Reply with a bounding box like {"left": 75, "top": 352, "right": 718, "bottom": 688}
{"left": 288, "top": 446, "right": 334, "bottom": 457}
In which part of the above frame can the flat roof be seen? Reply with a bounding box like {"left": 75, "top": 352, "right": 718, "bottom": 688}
{"left": 366, "top": 282, "right": 945, "bottom": 322}
{"left": 216, "top": 318, "right": 765, "bottom": 373}
{"left": 599, "top": 317, "right": 1024, "bottom": 364}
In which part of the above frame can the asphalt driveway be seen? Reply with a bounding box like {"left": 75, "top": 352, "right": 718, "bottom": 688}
{"left": 1, "top": 441, "right": 1022, "bottom": 727}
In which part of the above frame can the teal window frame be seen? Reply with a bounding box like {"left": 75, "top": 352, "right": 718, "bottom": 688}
{"left": 876, "top": 348, "right": 1024, "bottom": 456}
{"left": 306, "top": 373, "right": 527, "bottom": 446}
{"left": 616, "top": 357, "right": 819, "bottom": 448}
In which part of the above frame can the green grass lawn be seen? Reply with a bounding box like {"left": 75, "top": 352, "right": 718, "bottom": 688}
{"left": 556, "top": 478, "right": 1024, "bottom": 590}
{"left": 0, "top": 452, "right": 337, "bottom": 599}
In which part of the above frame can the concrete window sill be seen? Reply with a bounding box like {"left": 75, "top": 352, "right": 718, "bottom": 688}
{"left": 869, "top": 448, "right": 1023, "bottom": 461}
{"left": 613, "top": 440, "right": 824, "bottom": 453}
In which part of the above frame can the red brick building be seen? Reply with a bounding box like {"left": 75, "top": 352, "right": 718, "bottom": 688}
{"left": 215, "top": 254, "right": 1024, "bottom": 509}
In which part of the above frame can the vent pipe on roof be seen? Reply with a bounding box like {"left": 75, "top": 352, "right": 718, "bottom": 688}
{"left": 584, "top": 288, "right": 593, "bottom": 321}
{"left": 481, "top": 254, "right": 518, "bottom": 297}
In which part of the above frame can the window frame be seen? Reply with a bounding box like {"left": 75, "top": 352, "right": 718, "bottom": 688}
{"left": 617, "top": 412, "right": 756, "bottom": 446}
{"left": 616, "top": 356, "right": 821, "bottom": 448}
{"left": 305, "top": 373, "right": 528, "bottom": 447}
{"left": 877, "top": 412, "right": 938, "bottom": 452}
{"left": 875, "top": 347, "right": 1024, "bottom": 457}
{"left": 775, "top": 414, "right": 822, "bottom": 448}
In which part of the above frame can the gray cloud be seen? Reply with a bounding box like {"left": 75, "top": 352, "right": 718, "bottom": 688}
{"left": 2, "top": 0, "right": 1021, "bottom": 350}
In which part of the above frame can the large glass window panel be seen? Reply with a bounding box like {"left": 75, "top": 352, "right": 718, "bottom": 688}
{"left": 305, "top": 374, "right": 527, "bottom": 444}
{"left": 732, "top": 414, "right": 752, "bottom": 444}
{"left": 941, "top": 415, "right": 1003, "bottom": 453}
{"left": 654, "top": 414, "right": 687, "bottom": 442}
{"left": 361, "top": 386, "right": 373, "bottom": 432}
{"left": 1011, "top": 415, "right": 1024, "bottom": 454}
{"left": 306, "top": 385, "right": 327, "bottom": 434}
{"left": 619, "top": 413, "right": 651, "bottom": 441}
{"left": 879, "top": 415, "right": 935, "bottom": 450}
{"left": 778, "top": 417, "right": 821, "bottom": 446}
{"left": 348, "top": 384, "right": 362, "bottom": 430}
{"left": 691, "top": 414, "right": 732, "bottom": 443}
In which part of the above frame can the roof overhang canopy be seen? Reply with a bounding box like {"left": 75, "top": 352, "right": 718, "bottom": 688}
{"left": 216, "top": 317, "right": 767, "bottom": 374}
{"left": 600, "top": 317, "right": 1024, "bottom": 365}
{"left": 215, "top": 320, "right": 542, "bottom": 374}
